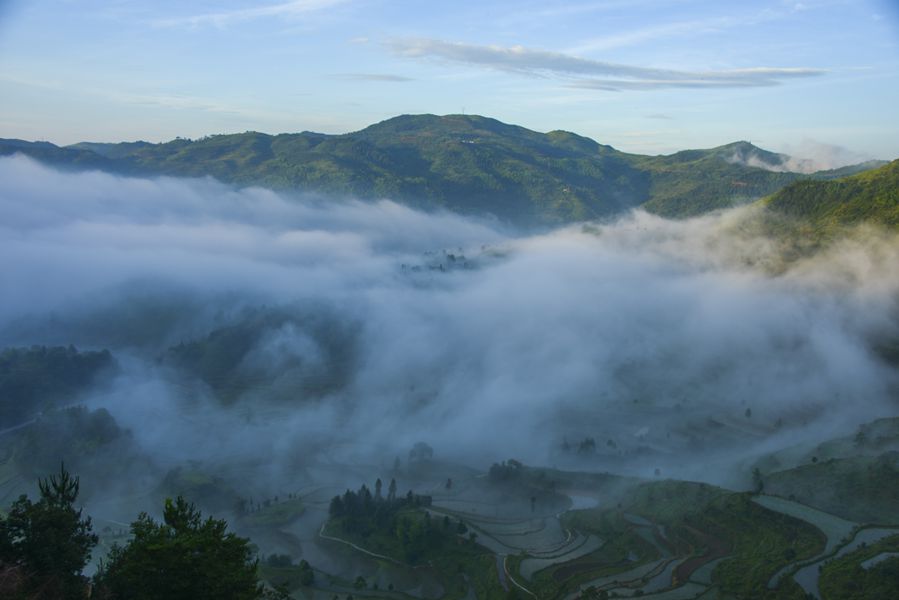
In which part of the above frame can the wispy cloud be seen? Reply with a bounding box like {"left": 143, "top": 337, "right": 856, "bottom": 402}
{"left": 567, "top": 3, "right": 819, "bottom": 54}
{"left": 388, "top": 38, "right": 826, "bottom": 91}
{"left": 569, "top": 17, "right": 731, "bottom": 53}
{"left": 155, "top": 0, "right": 348, "bottom": 28}
{"left": 334, "top": 73, "right": 414, "bottom": 82}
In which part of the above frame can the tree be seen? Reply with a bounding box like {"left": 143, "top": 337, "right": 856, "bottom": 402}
{"left": 297, "top": 560, "right": 314, "bottom": 586}
{"left": 388, "top": 478, "right": 397, "bottom": 502}
{"left": 408, "top": 442, "right": 433, "bottom": 462}
{"left": 752, "top": 467, "right": 764, "bottom": 494}
{"left": 0, "top": 463, "right": 97, "bottom": 600}
{"left": 94, "top": 496, "right": 262, "bottom": 600}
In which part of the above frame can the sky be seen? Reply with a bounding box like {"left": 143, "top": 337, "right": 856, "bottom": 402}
{"left": 0, "top": 0, "right": 898, "bottom": 158}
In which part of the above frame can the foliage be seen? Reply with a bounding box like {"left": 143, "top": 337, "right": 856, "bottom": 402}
{"left": 327, "top": 482, "right": 437, "bottom": 563}
{"left": 94, "top": 496, "right": 262, "bottom": 600}
{"left": 760, "top": 159, "right": 899, "bottom": 239}
{"left": 7, "top": 115, "right": 876, "bottom": 226}
{"left": 488, "top": 460, "right": 523, "bottom": 482}
{"left": 15, "top": 406, "right": 124, "bottom": 477}
{"left": 764, "top": 452, "right": 899, "bottom": 524}
{"left": 634, "top": 141, "right": 801, "bottom": 217}
{"left": 552, "top": 484, "right": 820, "bottom": 599}
{"left": 0, "top": 464, "right": 98, "bottom": 600}
{"left": 163, "top": 308, "right": 356, "bottom": 405}
{"left": 409, "top": 441, "right": 434, "bottom": 462}
{"left": 240, "top": 498, "right": 305, "bottom": 527}
{"left": 690, "top": 494, "right": 821, "bottom": 598}
{"left": 819, "top": 533, "right": 899, "bottom": 599}
{"left": 0, "top": 345, "right": 113, "bottom": 429}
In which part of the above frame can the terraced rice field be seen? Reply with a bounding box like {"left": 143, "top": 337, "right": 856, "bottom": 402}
{"left": 861, "top": 551, "right": 899, "bottom": 570}
{"left": 637, "top": 581, "right": 710, "bottom": 599}
{"left": 688, "top": 557, "right": 727, "bottom": 585}
{"left": 833, "top": 527, "right": 899, "bottom": 559}
{"left": 674, "top": 526, "right": 730, "bottom": 584}
{"left": 791, "top": 527, "right": 899, "bottom": 599}
{"left": 433, "top": 506, "right": 579, "bottom": 559}
{"left": 519, "top": 534, "right": 604, "bottom": 580}
{"left": 753, "top": 495, "right": 859, "bottom": 598}
{"left": 752, "top": 495, "right": 856, "bottom": 554}
{"left": 643, "top": 557, "right": 688, "bottom": 593}
{"left": 566, "top": 557, "right": 668, "bottom": 598}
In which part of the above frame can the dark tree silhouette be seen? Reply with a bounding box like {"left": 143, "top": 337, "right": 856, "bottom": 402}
{"left": 0, "top": 463, "right": 98, "bottom": 600}
{"left": 94, "top": 496, "right": 261, "bottom": 600}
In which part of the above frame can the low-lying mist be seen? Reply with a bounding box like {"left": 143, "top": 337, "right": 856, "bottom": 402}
{"left": 1, "top": 154, "right": 898, "bottom": 498}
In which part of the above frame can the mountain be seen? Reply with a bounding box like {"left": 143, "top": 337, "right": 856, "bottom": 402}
{"left": 0, "top": 114, "right": 886, "bottom": 226}
{"left": 0, "top": 138, "right": 118, "bottom": 171}
{"left": 630, "top": 141, "right": 801, "bottom": 217}
{"left": 760, "top": 159, "right": 899, "bottom": 237}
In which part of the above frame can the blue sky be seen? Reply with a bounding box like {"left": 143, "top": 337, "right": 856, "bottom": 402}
{"left": 1, "top": 0, "right": 897, "bottom": 159}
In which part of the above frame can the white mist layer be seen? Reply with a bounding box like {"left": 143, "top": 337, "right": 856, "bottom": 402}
{"left": 1, "top": 155, "right": 897, "bottom": 485}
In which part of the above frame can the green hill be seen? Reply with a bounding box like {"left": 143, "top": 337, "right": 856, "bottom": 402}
{"left": 632, "top": 141, "right": 801, "bottom": 217}
{"left": 760, "top": 159, "right": 899, "bottom": 236}
{"left": 0, "top": 114, "right": 887, "bottom": 226}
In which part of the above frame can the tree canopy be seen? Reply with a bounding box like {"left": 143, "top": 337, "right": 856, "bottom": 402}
{"left": 0, "top": 463, "right": 98, "bottom": 600}
{"left": 95, "top": 496, "right": 262, "bottom": 600}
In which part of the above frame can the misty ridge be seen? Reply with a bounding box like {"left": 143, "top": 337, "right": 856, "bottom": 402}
{"left": 2, "top": 152, "right": 898, "bottom": 490}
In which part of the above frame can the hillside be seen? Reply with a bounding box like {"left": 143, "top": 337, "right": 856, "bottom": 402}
{"left": 761, "top": 159, "right": 899, "bottom": 236}
{"left": 632, "top": 141, "right": 801, "bottom": 217}
{"left": 4, "top": 114, "right": 877, "bottom": 226}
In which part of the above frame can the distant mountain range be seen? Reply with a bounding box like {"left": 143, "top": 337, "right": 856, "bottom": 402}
{"left": 1, "top": 114, "right": 890, "bottom": 227}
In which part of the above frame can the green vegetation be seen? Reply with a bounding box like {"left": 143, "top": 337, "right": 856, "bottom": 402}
{"left": 326, "top": 482, "right": 439, "bottom": 564}
{"left": 534, "top": 482, "right": 822, "bottom": 599}
{"left": 633, "top": 141, "right": 800, "bottom": 217}
{"left": 94, "top": 496, "right": 262, "bottom": 600}
{"left": 239, "top": 497, "right": 305, "bottom": 528}
{"left": 695, "top": 494, "right": 821, "bottom": 598}
{"left": 157, "top": 466, "right": 243, "bottom": 515}
{"left": 0, "top": 345, "right": 113, "bottom": 429}
{"left": 0, "top": 464, "right": 98, "bottom": 600}
{"left": 760, "top": 159, "right": 899, "bottom": 239}
{"left": 7, "top": 114, "right": 880, "bottom": 227}
{"left": 14, "top": 406, "right": 125, "bottom": 478}
{"left": 764, "top": 452, "right": 899, "bottom": 524}
{"left": 325, "top": 482, "right": 506, "bottom": 598}
{"left": 164, "top": 308, "right": 355, "bottom": 405}
{"left": 819, "top": 534, "right": 899, "bottom": 599}
{"left": 4, "top": 457, "right": 899, "bottom": 599}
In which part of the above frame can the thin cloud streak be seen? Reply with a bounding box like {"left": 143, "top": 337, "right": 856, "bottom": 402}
{"left": 334, "top": 73, "right": 414, "bottom": 82}
{"left": 566, "top": 3, "right": 815, "bottom": 54}
{"left": 155, "top": 0, "right": 348, "bottom": 28}
{"left": 389, "top": 38, "right": 826, "bottom": 91}
{"left": 568, "top": 16, "right": 731, "bottom": 53}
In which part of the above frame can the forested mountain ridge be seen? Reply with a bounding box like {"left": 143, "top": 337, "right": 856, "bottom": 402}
{"left": 0, "top": 114, "right": 887, "bottom": 226}
{"left": 760, "top": 158, "right": 899, "bottom": 235}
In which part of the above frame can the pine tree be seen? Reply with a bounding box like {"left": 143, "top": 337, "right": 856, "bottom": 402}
{"left": 0, "top": 463, "right": 97, "bottom": 600}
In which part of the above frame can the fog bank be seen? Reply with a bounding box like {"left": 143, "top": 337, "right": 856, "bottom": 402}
{"left": 1, "top": 154, "right": 897, "bottom": 488}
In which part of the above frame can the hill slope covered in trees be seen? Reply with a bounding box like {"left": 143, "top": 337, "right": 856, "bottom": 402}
{"left": 2, "top": 114, "right": 884, "bottom": 226}
{"left": 760, "top": 159, "right": 899, "bottom": 237}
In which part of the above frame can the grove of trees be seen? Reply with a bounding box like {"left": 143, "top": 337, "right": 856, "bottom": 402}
{"left": 0, "top": 465, "right": 265, "bottom": 600}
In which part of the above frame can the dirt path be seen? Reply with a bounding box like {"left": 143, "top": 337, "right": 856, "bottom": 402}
{"left": 317, "top": 522, "right": 404, "bottom": 565}
{"left": 504, "top": 555, "right": 537, "bottom": 597}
